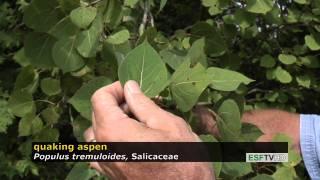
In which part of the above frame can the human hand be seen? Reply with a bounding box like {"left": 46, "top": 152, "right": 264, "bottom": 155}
{"left": 84, "top": 80, "right": 214, "bottom": 180}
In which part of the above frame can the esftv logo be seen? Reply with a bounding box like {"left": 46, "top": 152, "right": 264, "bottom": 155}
{"left": 246, "top": 153, "right": 288, "bottom": 162}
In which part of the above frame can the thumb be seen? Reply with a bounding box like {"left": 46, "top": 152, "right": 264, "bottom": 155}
{"left": 124, "top": 80, "right": 171, "bottom": 127}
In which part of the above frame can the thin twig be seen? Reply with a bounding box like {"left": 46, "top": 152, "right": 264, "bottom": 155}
{"left": 139, "top": 2, "right": 149, "bottom": 35}
{"left": 149, "top": 12, "right": 155, "bottom": 27}
{"left": 89, "top": 0, "right": 102, "bottom": 6}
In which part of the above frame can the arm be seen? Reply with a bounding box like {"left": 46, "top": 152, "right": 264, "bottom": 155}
{"left": 242, "top": 109, "right": 300, "bottom": 152}
{"left": 194, "top": 107, "right": 300, "bottom": 152}
{"left": 196, "top": 107, "right": 320, "bottom": 179}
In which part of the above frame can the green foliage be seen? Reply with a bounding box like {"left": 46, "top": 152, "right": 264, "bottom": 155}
{"left": 69, "top": 77, "right": 111, "bottom": 120}
{"left": 40, "top": 78, "right": 61, "bottom": 96}
{"left": 70, "top": 7, "right": 97, "bottom": 29}
{"left": 216, "top": 99, "right": 241, "bottom": 140}
{"left": 24, "top": 33, "right": 56, "bottom": 68}
{"left": 0, "top": 0, "right": 319, "bottom": 179}
{"left": 66, "top": 162, "right": 97, "bottom": 180}
{"left": 118, "top": 41, "right": 168, "bottom": 97}
{"left": 246, "top": 0, "right": 274, "bottom": 14}
{"left": 0, "top": 98, "right": 14, "bottom": 133}
{"left": 170, "top": 60, "right": 211, "bottom": 112}
{"left": 207, "top": 67, "right": 253, "bottom": 91}
{"left": 52, "top": 37, "right": 85, "bottom": 72}
{"left": 106, "top": 29, "right": 130, "bottom": 45}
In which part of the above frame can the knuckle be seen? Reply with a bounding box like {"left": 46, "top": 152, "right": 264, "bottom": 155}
{"left": 136, "top": 94, "right": 154, "bottom": 107}
{"left": 172, "top": 117, "right": 187, "bottom": 127}
{"left": 91, "top": 89, "right": 103, "bottom": 104}
{"left": 168, "top": 118, "right": 192, "bottom": 136}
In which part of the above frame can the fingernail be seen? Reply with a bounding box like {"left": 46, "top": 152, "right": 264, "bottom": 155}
{"left": 126, "top": 80, "right": 141, "bottom": 94}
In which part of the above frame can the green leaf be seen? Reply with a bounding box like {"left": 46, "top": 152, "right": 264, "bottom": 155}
{"left": 300, "top": 56, "right": 320, "bottom": 68}
{"left": 15, "top": 159, "right": 38, "bottom": 176}
{"left": 69, "top": 77, "right": 111, "bottom": 120}
{"left": 222, "top": 162, "right": 252, "bottom": 177}
{"left": 70, "top": 7, "right": 97, "bottom": 29}
{"left": 27, "top": 0, "right": 73, "bottom": 38}
{"left": 0, "top": 99, "right": 14, "bottom": 133}
{"left": 8, "top": 90, "right": 35, "bottom": 117}
{"left": 202, "top": 0, "right": 223, "bottom": 16}
{"left": 207, "top": 67, "right": 254, "bottom": 91}
{"left": 103, "top": 0, "right": 124, "bottom": 28}
{"left": 241, "top": 123, "right": 263, "bottom": 141}
{"left": 273, "top": 134, "right": 302, "bottom": 167}
{"left": 305, "top": 34, "right": 320, "bottom": 51}
{"left": 160, "top": 49, "right": 186, "bottom": 70}
{"left": 170, "top": 60, "right": 211, "bottom": 112}
{"left": 199, "top": 134, "right": 218, "bottom": 142}
{"left": 224, "top": 10, "right": 256, "bottom": 29}
{"left": 191, "top": 22, "right": 226, "bottom": 57}
{"left": 72, "top": 116, "right": 91, "bottom": 142}
{"left": 278, "top": 54, "right": 297, "bottom": 65}
{"left": 275, "top": 66, "right": 292, "bottom": 84}
{"left": 52, "top": 37, "right": 85, "bottom": 72}
{"left": 40, "top": 78, "right": 61, "bottom": 96}
{"left": 48, "top": 17, "right": 79, "bottom": 39}
{"left": 118, "top": 41, "right": 168, "bottom": 97}
{"left": 199, "top": 135, "right": 222, "bottom": 177}
{"left": 251, "top": 174, "right": 273, "bottom": 180}
{"left": 246, "top": 0, "right": 274, "bottom": 14}
{"left": 285, "top": 8, "right": 301, "bottom": 23}
{"left": 285, "top": 149, "right": 302, "bottom": 167}
{"left": 159, "top": 0, "right": 168, "bottom": 12}
{"left": 124, "top": 0, "right": 140, "bottom": 8}
{"left": 58, "top": 0, "right": 80, "bottom": 12}
{"left": 13, "top": 48, "right": 31, "bottom": 67}
{"left": 272, "top": 166, "right": 296, "bottom": 180}
{"left": 265, "top": 6, "right": 282, "bottom": 24}
{"left": 234, "top": 10, "right": 256, "bottom": 29}
{"left": 294, "top": 0, "right": 309, "bottom": 5}
{"left": 296, "top": 75, "right": 311, "bottom": 88}
{"left": 66, "top": 163, "right": 96, "bottom": 180}
{"left": 33, "top": 128, "right": 59, "bottom": 142}
{"left": 217, "top": 99, "right": 242, "bottom": 139}
{"left": 19, "top": 114, "right": 43, "bottom": 137}
{"left": 76, "top": 15, "right": 103, "bottom": 58}
{"left": 106, "top": 29, "right": 130, "bottom": 45}
{"left": 14, "top": 66, "right": 39, "bottom": 94}
{"left": 260, "top": 54, "right": 276, "bottom": 68}
{"left": 41, "top": 106, "right": 60, "bottom": 125}
{"left": 187, "top": 38, "right": 207, "bottom": 67}
{"left": 202, "top": 0, "right": 216, "bottom": 7}
{"left": 24, "top": 32, "right": 56, "bottom": 68}
{"left": 23, "top": 0, "right": 62, "bottom": 32}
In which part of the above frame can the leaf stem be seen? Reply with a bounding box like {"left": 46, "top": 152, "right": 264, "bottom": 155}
{"left": 36, "top": 100, "right": 55, "bottom": 105}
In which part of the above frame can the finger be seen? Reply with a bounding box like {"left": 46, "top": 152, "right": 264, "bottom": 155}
{"left": 91, "top": 81, "right": 146, "bottom": 141}
{"left": 84, "top": 129, "right": 105, "bottom": 175}
{"left": 84, "top": 127, "right": 95, "bottom": 142}
{"left": 91, "top": 81, "right": 127, "bottom": 125}
{"left": 124, "top": 80, "right": 180, "bottom": 130}
{"left": 120, "top": 103, "right": 130, "bottom": 115}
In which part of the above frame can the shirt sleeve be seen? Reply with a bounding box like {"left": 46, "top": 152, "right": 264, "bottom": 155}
{"left": 300, "top": 114, "right": 320, "bottom": 179}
